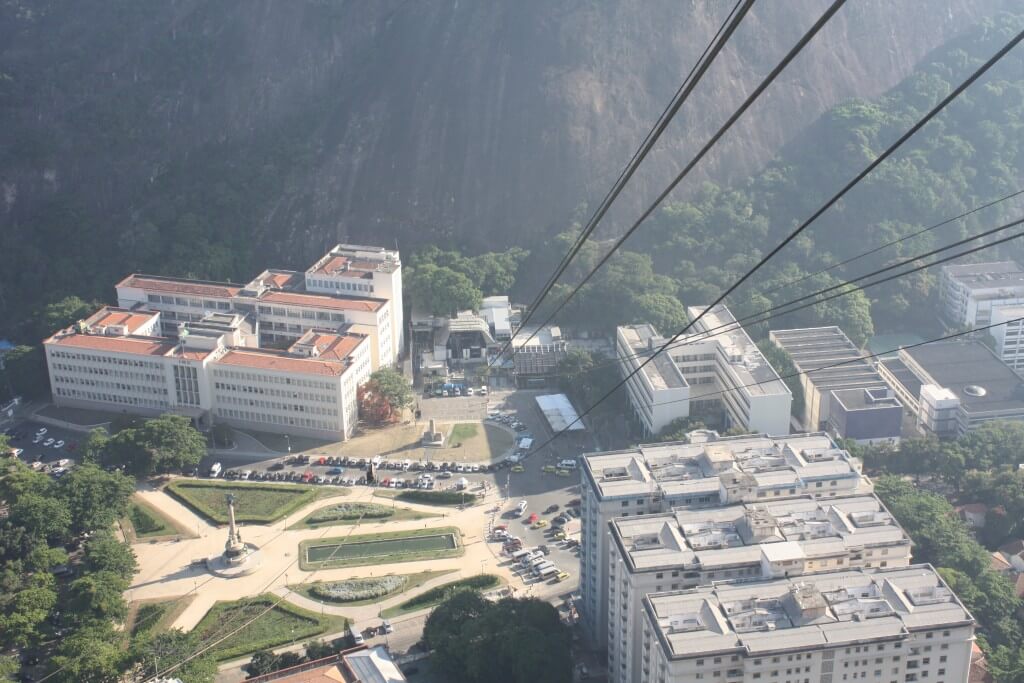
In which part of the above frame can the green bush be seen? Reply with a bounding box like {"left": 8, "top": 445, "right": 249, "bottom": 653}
{"left": 165, "top": 480, "right": 321, "bottom": 523}
{"left": 309, "top": 502, "right": 393, "bottom": 524}
{"left": 309, "top": 575, "right": 407, "bottom": 603}
{"left": 128, "top": 503, "right": 168, "bottom": 536}
{"left": 397, "top": 490, "right": 476, "bottom": 506}
{"left": 193, "top": 595, "right": 338, "bottom": 661}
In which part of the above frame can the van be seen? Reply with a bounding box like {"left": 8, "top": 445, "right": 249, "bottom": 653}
{"left": 511, "top": 549, "right": 532, "bottom": 562}
{"left": 208, "top": 462, "right": 223, "bottom": 477}
{"left": 557, "top": 458, "right": 577, "bottom": 470}
{"left": 539, "top": 565, "right": 560, "bottom": 580}
{"left": 350, "top": 626, "right": 364, "bottom": 645}
{"left": 532, "top": 561, "right": 555, "bottom": 576}
{"left": 515, "top": 500, "right": 528, "bottom": 516}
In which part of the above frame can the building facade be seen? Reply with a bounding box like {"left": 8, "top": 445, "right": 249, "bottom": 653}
{"left": 616, "top": 306, "right": 790, "bottom": 438}
{"left": 939, "top": 261, "right": 1024, "bottom": 328}
{"left": 989, "top": 304, "right": 1024, "bottom": 371}
{"left": 44, "top": 308, "right": 372, "bottom": 440}
{"left": 640, "top": 565, "right": 973, "bottom": 683}
{"left": 579, "top": 431, "right": 869, "bottom": 646}
{"left": 608, "top": 495, "right": 912, "bottom": 683}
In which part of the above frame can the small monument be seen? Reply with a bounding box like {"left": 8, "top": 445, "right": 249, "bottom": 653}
{"left": 206, "top": 493, "right": 262, "bottom": 577}
{"left": 421, "top": 418, "right": 445, "bottom": 447}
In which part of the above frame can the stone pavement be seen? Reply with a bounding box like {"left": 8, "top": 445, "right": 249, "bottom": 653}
{"left": 127, "top": 480, "right": 516, "bottom": 632}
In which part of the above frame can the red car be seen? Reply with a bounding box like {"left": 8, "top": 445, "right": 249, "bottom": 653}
{"left": 526, "top": 513, "right": 539, "bottom": 524}
{"left": 302, "top": 470, "right": 315, "bottom": 482}
{"left": 318, "top": 456, "right": 327, "bottom": 465}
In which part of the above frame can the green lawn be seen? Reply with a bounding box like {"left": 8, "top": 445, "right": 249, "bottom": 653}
{"left": 289, "top": 502, "right": 439, "bottom": 529}
{"left": 381, "top": 574, "right": 503, "bottom": 618}
{"left": 193, "top": 595, "right": 345, "bottom": 661}
{"left": 128, "top": 596, "right": 195, "bottom": 638}
{"left": 125, "top": 500, "right": 176, "bottom": 539}
{"left": 374, "top": 489, "right": 476, "bottom": 506}
{"left": 164, "top": 480, "right": 347, "bottom": 524}
{"left": 299, "top": 526, "right": 463, "bottom": 570}
{"left": 293, "top": 569, "right": 456, "bottom": 607}
{"left": 447, "top": 423, "right": 478, "bottom": 446}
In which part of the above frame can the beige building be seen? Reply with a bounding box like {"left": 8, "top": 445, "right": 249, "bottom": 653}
{"left": 608, "top": 495, "right": 912, "bottom": 683}
{"left": 640, "top": 565, "right": 974, "bottom": 683}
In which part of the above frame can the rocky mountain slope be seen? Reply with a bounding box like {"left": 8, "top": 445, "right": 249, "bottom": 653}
{"left": 0, "top": 0, "right": 1011, "bottom": 330}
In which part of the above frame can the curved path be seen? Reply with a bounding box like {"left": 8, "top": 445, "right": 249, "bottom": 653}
{"left": 126, "top": 481, "right": 517, "bottom": 632}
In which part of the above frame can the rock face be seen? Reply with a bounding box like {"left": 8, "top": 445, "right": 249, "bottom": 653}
{"left": 0, "top": 0, "right": 1011, "bottom": 264}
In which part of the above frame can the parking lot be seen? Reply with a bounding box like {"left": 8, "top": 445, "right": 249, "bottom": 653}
{"left": 3, "top": 420, "right": 85, "bottom": 476}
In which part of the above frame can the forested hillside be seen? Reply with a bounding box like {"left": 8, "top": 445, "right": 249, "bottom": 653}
{"left": 0, "top": 0, "right": 1012, "bottom": 340}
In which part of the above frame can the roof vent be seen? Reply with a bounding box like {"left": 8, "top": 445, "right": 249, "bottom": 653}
{"left": 963, "top": 384, "right": 987, "bottom": 397}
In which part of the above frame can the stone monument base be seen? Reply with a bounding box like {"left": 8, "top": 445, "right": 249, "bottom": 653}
{"left": 206, "top": 543, "right": 263, "bottom": 578}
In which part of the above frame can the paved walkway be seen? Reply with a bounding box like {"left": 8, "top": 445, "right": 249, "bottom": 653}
{"left": 127, "top": 481, "right": 515, "bottom": 632}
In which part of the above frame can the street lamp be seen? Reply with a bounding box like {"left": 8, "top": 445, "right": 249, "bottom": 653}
{"left": 285, "top": 435, "right": 292, "bottom": 453}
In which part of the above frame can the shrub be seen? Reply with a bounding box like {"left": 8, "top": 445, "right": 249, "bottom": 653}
{"left": 309, "top": 502, "right": 393, "bottom": 524}
{"left": 310, "top": 575, "right": 407, "bottom": 603}
{"left": 397, "top": 574, "right": 500, "bottom": 612}
{"left": 397, "top": 490, "right": 476, "bottom": 506}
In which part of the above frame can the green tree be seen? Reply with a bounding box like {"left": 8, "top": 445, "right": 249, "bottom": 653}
{"left": 369, "top": 367, "right": 413, "bottom": 412}
{"left": 59, "top": 463, "right": 135, "bottom": 535}
{"left": 245, "top": 650, "right": 282, "bottom": 677}
{"left": 66, "top": 570, "right": 129, "bottom": 626}
{"left": 34, "top": 295, "right": 102, "bottom": 340}
{"left": 0, "top": 572, "right": 58, "bottom": 649}
{"left": 409, "top": 263, "right": 482, "bottom": 316}
{"left": 8, "top": 492, "right": 71, "bottom": 544}
{"left": 131, "top": 629, "right": 216, "bottom": 683}
{"left": 106, "top": 414, "right": 206, "bottom": 476}
{"left": 80, "top": 427, "right": 110, "bottom": 464}
{"left": 50, "top": 623, "right": 127, "bottom": 683}
{"left": 0, "top": 655, "right": 18, "bottom": 682}
{"left": 0, "top": 345, "right": 48, "bottom": 400}
{"left": 83, "top": 533, "right": 137, "bottom": 580}
{"left": 655, "top": 416, "right": 707, "bottom": 443}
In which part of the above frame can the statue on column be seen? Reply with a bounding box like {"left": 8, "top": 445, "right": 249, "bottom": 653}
{"left": 224, "top": 493, "right": 246, "bottom": 560}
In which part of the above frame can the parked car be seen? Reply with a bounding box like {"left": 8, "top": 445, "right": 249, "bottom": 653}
{"left": 544, "top": 504, "right": 560, "bottom": 514}
{"left": 52, "top": 440, "right": 65, "bottom": 449}
{"left": 268, "top": 462, "right": 285, "bottom": 471}
{"left": 43, "top": 438, "right": 55, "bottom": 447}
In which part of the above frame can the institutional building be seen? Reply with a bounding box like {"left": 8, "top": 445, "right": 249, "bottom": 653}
{"left": 616, "top": 306, "right": 791, "bottom": 438}
{"left": 989, "top": 304, "right": 1024, "bottom": 372}
{"left": 769, "top": 327, "right": 902, "bottom": 444}
{"left": 580, "top": 431, "right": 869, "bottom": 646}
{"left": 878, "top": 340, "right": 1024, "bottom": 438}
{"left": 607, "top": 495, "right": 912, "bottom": 683}
{"left": 44, "top": 307, "right": 372, "bottom": 440}
{"left": 116, "top": 244, "right": 403, "bottom": 368}
{"left": 640, "top": 565, "right": 973, "bottom": 683}
{"left": 939, "top": 261, "right": 1024, "bottom": 328}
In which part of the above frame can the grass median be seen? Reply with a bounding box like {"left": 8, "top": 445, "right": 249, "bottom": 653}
{"left": 380, "top": 574, "right": 503, "bottom": 618}
{"left": 372, "top": 488, "right": 477, "bottom": 507}
{"left": 164, "top": 479, "right": 348, "bottom": 524}
{"left": 122, "top": 497, "right": 190, "bottom": 541}
{"left": 299, "top": 526, "right": 463, "bottom": 570}
{"left": 292, "top": 569, "right": 456, "bottom": 607}
{"left": 289, "top": 501, "right": 439, "bottom": 529}
{"left": 193, "top": 595, "right": 345, "bottom": 661}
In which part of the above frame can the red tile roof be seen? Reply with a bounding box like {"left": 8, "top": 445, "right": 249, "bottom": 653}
{"left": 45, "top": 332, "right": 177, "bottom": 357}
{"left": 309, "top": 255, "right": 376, "bottom": 278}
{"left": 290, "top": 332, "right": 365, "bottom": 362}
{"left": 216, "top": 349, "right": 347, "bottom": 377}
{"left": 259, "top": 290, "right": 385, "bottom": 313}
{"left": 85, "top": 307, "right": 158, "bottom": 334}
{"left": 116, "top": 274, "right": 241, "bottom": 299}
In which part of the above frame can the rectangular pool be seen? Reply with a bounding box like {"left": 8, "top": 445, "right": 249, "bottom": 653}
{"left": 305, "top": 533, "right": 457, "bottom": 564}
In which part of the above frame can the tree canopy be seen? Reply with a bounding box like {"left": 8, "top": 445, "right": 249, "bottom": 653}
{"left": 103, "top": 414, "right": 206, "bottom": 476}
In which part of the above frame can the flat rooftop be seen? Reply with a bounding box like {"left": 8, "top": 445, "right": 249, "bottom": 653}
{"left": 645, "top": 564, "right": 972, "bottom": 659}
{"left": 685, "top": 305, "right": 789, "bottom": 397}
{"left": 831, "top": 387, "right": 903, "bottom": 412}
{"left": 613, "top": 494, "right": 908, "bottom": 572}
{"left": 216, "top": 348, "right": 350, "bottom": 377}
{"left": 770, "top": 327, "right": 887, "bottom": 392}
{"left": 307, "top": 244, "right": 401, "bottom": 276}
{"left": 583, "top": 432, "right": 866, "bottom": 500}
{"left": 903, "top": 341, "right": 1024, "bottom": 414}
{"left": 258, "top": 289, "right": 387, "bottom": 313}
{"left": 45, "top": 329, "right": 213, "bottom": 362}
{"left": 944, "top": 261, "right": 1024, "bottom": 292}
{"left": 115, "top": 274, "right": 241, "bottom": 299}
{"left": 288, "top": 330, "right": 367, "bottom": 362}
{"left": 619, "top": 324, "right": 687, "bottom": 391}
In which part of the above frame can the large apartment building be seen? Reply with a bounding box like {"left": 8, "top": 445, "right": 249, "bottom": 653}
{"left": 607, "top": 495, "right": 912, "bottom": 683}
{"left": 116, "top": 244, "right": 403, "bottom": 369}
{"left": 939, "top": 261, "right": 1024, "bottom": 328}
{"left": 640, "top": 565, "right": 973, "bottom": 683}
{"left": 579, "top": 431, "right": 869, "bottom": 646}
{"left": 44, "top": 307, "right": 372, "bottom": 440}
{"left": 616, "top": 305, "right": 791, "bottom": 438}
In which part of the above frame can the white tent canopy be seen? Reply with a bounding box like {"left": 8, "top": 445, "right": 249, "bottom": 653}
{"left": 535, "top": 393, "right": 585, "bottom": 432}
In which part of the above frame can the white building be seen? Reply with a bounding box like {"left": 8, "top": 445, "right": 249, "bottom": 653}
{"left": 579, "top": 431, "right": 869, "bottom": 646}
{"left": 939, "top": 261, "right": 1024, "bottom": 328}
{"left": 305, "top": 244, "right": 404, "bottom": 357}
{"left": 616, "top": 306, "right": 791, "bottom": 438}
{"left": 44, "top": 307, "right": 372, "bottom": 440}
{"left": 115, "top": 275, "right": 240, "bottom": 338}
{"left": 990, "top": 304, "right": 1024, "bottom": 371}
{"left": 616, "top": 325, "right": 690, "bottom": 436}
{"left": 640, "top": 565, "right": 974, "bottom": 683}
{"left": 608, "top": 495, "right": 912, "bottom": 683}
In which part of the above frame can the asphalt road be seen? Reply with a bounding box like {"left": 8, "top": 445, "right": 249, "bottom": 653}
{"left": 4, "top": 419, "right": 85, "bottom": 468}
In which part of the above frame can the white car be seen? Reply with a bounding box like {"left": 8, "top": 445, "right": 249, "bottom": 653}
{"left": 240, "top": 470, "right": 252, "bottom": 480}
{"left": 466, "top": 388, "right": 475, "bottom": 396}
{"left": 53, "top": 440, "right": 65, "bottom": 449}
{"left": 479, "top": 386, "right": 488, "bottom": 396}
{"left": 9, "top": 448, "right": 23, "bottom": 458}
{"left": 56, "top": 458, "right": 72, "bottom": 467}
{"left": 35, "top": 427, "right": 48, "bottom": 436}
{"left": 32, "top": 435, "right": 43, "bottom": 444}
{"left": 382, "top": 620, "right": 394, "bottom": 634}
{"left": 43, "top": 438, "right": 55, "bottom": 447}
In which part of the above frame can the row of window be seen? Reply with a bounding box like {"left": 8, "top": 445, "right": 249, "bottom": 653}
{"left": 214, "top": 407, "right": 341, "bottom": 432}
{"left": 211, "top": 369, "right": 335, "bottom": 391}
{"left": 49, "top": 350, "right": 162, "bottom": 369}
{"left": 214, "top": 393, "right": 340, "bottom": 417}
{"left": 308, "top": 277, "right": 375, "bottom": 293}
{"left": 212, "top": 381, "right": 337, "bottom": 402}
{"left": 50, "top": 364, "right": 165, "bottom": 384}
{"left": 52, "top": 374, "right": 168, "bottom": 396}
{"left": 146, "top": 294, "right": 232, "bottom": 310}
{"left": 55, "top": 387, "right": 169, "bottom": 409}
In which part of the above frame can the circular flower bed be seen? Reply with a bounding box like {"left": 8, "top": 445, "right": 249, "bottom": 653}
{"left": 310, "top": 575, "right": 408, "bottom": 603}
{"left": 308, "top": 502, "right": 394, "bottom": 524}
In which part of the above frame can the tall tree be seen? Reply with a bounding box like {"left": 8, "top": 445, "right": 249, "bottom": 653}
{"left": 58, "top": 463, "right": 135, "bottom": 535}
